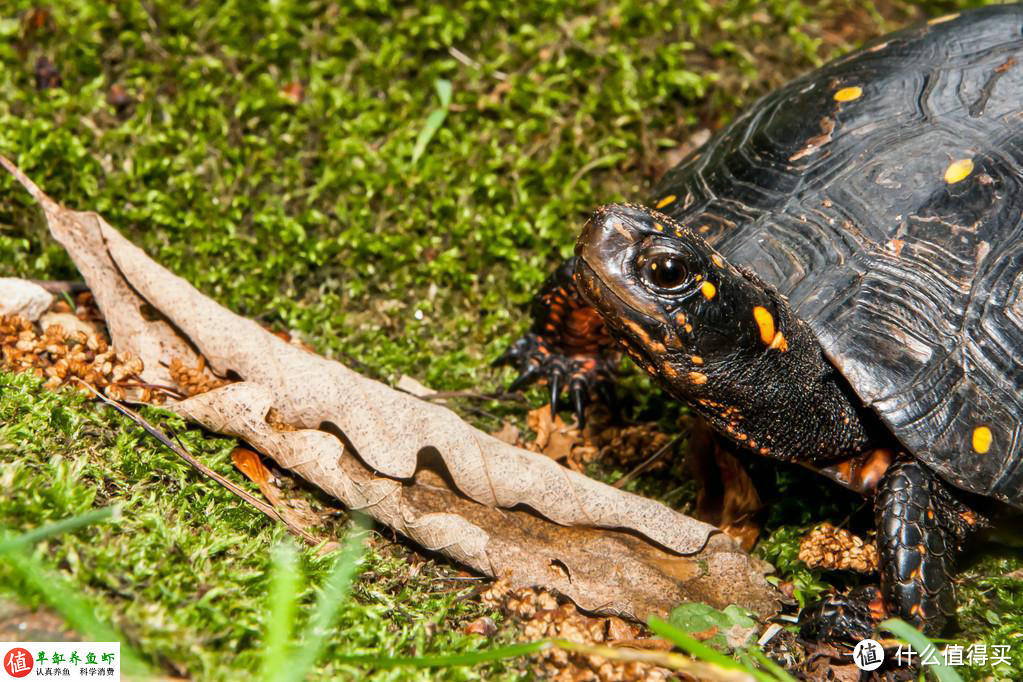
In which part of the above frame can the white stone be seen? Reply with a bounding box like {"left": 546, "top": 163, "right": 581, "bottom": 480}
{"left": 0, "top": 278, "right": 54, "bottom": 321}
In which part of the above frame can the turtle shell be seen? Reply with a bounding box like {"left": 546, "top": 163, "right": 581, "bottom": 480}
{"left": 650, "top": 6, "right": 1023, "bottom": 507}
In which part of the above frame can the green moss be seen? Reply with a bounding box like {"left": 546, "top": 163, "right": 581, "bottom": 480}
{"left": 0, "top": 371, "right": 521, "bottom": 679}
{"left": 2, "top": 0, "right": 1021, "bottom": 678}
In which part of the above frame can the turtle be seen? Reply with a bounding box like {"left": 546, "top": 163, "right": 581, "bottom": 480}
{"left": 494, "top": 5, "right": 1023, "bottom": 640}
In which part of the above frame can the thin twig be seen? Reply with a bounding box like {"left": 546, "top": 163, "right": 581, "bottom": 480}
{"left": 447, "top": 46, "right": 507, "bottom": 80}
{"left": 111, "top": 379, "right": 188, "bottom": 400}
{"left": 835, "top": 500, "right": 871, "bottom": 531}
{"left": 28, "top": 279, "right": 91, "bottom": 295}
{"left": 417, "top": 389, "right": 527, "bottom": 403}
{"left": 611, "top": 434, "right": 683, "bottom": 489}
{"left": 76, "top": 379, "right": 322, "bottom": 547}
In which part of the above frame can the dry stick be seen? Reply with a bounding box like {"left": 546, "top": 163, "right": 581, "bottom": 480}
{"left": 393, "top": 387, "right": 523, "bottom": 422}
{"left": 835, "top": 500, "right": 871, "bottom": 532}
{"left": 112, "top": 379, "right": 188, "bottom": 400}
{"left": 28, "top": 279, "right": 91, "bottom": 295}
{"left": 611, "top": 434, "right": 683, "bottom": 490}
{"left": 417, "top": 389, "right": 526, "bottom": 403}
{"left": 75, "top": 379, "right": 323, "bottom": 547}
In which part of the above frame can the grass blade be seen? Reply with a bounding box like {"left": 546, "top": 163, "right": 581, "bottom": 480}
{"left": 0, "top": 506, "right": 119, "bottom": 555}
{"left": 333, "top": 640, "right": 553, "bottom": 668}
{"left": 648, "top": 616, "right": 773, "bottom": 682}
{"left": 277, "top": 522, "right": 368, "bottom": 682}
{"left": 881, "top": 618, "right": 964, "bottom": 682}
{"left": 648, "top": 616, "right": 742, "bottom": 670}
{"left": 260, "top": 540, "right": 301, "bottom": 681}
{"left": 411, "top": 78, "right": 453, "bottom": 165}
{"left": 0, "top": 511, "right": 148, "bottom": 675}
{"left": 1, "top": 548, "right": 150, "bottom": 676}
{"left": 745, "top": 645, "right": 797, "bottom": 682}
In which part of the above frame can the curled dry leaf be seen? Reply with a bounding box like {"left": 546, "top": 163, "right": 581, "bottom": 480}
{"left": 490, "top": 421, "right": 521, "bottom": 446}
{"left": 0, "top": 154, "right": 780, "bottom": 621}
{"left": 526, "top": 405, "right": 581, "bottom": 465}
{"left": 231, "top": 447, "right": 334, "bottom": 546}
{"left": 684, "top": 416, "right": 763, "bottom": 551}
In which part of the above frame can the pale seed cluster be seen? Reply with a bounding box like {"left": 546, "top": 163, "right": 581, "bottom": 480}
{"left": 1, "top": 312, "right": 148, "bottom": 402}
{"left": 168, "top": 356, "right": 230, "bottom": 397}
{"left": 798, "top": 522, "right": 879, "bottom": 573}
{"left": 481, "top": 581, "right": 670, "bottom": 682}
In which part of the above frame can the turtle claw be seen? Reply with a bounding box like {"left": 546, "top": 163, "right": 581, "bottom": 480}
{"left": 549, "top": 368, "right": 564, "bottom": 419}
{"left": 508, "top": 364, "right": 542, "bottom": 393}
{"left": 595, "top": 379, "right": 617, "bottom": 413}
{"left": 491, "top": 334, "right": 531, "bottom": 368}
{"left": 570, "top": 379, "right": 589, "bottom": 428}
{"left": 494, "top": 331, "right": 615, "bottom": 426}
{"left": 798, "top": 585, "right": 884, "bottom": 645}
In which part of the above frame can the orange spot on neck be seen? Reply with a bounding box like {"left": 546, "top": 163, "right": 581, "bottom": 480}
{"left": 752, "top": 306, "right": 775, "bottom": 345}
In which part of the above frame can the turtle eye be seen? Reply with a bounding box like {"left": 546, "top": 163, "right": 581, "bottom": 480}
{"left": 642, "top": 253, "right": 689, "bottom": 290}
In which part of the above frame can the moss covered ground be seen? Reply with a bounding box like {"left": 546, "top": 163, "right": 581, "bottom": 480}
{"left": 1, "top": 0, "right": 1021, "bottom": 679}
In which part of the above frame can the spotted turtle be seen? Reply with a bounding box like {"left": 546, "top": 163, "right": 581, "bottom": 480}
{"left": 495, "top": 6, "right": 1023, "bottom": 639}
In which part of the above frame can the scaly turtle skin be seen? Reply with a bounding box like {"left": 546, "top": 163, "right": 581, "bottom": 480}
{"left": 496, "top": 6, "right": 1023, "bottom": 638}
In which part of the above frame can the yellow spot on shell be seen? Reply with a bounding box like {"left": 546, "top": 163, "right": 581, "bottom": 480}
{"left": 769, "top": 331, "right": 789, "bottom": 352}
{"left": 701, "top": 281, "right": 717, "bottom": 300}
{"left": 656, "top": 195, "right": 676, "bottom": 209}
{"left": 691, "top": 355, "right": 704, "bottom": 365}
{"left": 752, "top": 306, "right": 776, "bottom": 345}
{"left": 972, "top": 426, "right": 992, "bottom": 454}
{"left": 944, "top": 158, "right": 974, "bottom": 184}
{"left": 833, "top": 86, "right": 862, "bottom": 102}
{"left": 711, "top": 254, "right": 724, "bottom": 268}
{"left": 653, "top": 222, "right": 664, "bottom": 232}
{"left": 689, "top": 371, "right": 708, "bottom": 385}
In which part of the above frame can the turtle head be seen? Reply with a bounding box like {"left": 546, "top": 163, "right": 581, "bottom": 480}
{"left": 573, "top": 203, "right": 793, "bottom": 403}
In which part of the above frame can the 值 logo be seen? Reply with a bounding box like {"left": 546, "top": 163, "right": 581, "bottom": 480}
{"left": 853, "top": 638, "right": 885, "bottom": 671}
{"left": 3, "top": 647, "right": 34, "bottom": 678}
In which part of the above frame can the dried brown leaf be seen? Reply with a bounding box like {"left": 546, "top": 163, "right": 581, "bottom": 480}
{"left": 1, "top": 154, "right": 780, "bottom": 621}
{"left": 231, "top": 447, "right": 280, "bottom": 503}
{"left": 231, "top": 446, "right": 333, "bottom": 541}
{"left": 685, "top": 416, "right": 763, "bottom": 551}
{"left": 491, "top": 421, "right": 521, "bottom": 446}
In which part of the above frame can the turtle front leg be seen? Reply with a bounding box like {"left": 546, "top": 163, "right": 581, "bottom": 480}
{"left": 493, "top": 257, "right": 618, "bottom": 426}
{"left": 874, "top": 457, "right": 982, "bottom": 634}
{"left": 799, "top": 457, "right": 983, "bottom": 642}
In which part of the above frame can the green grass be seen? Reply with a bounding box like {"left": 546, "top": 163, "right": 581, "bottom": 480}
{"left": 1, "top": 0, "right": 1022, "bottom": 679}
